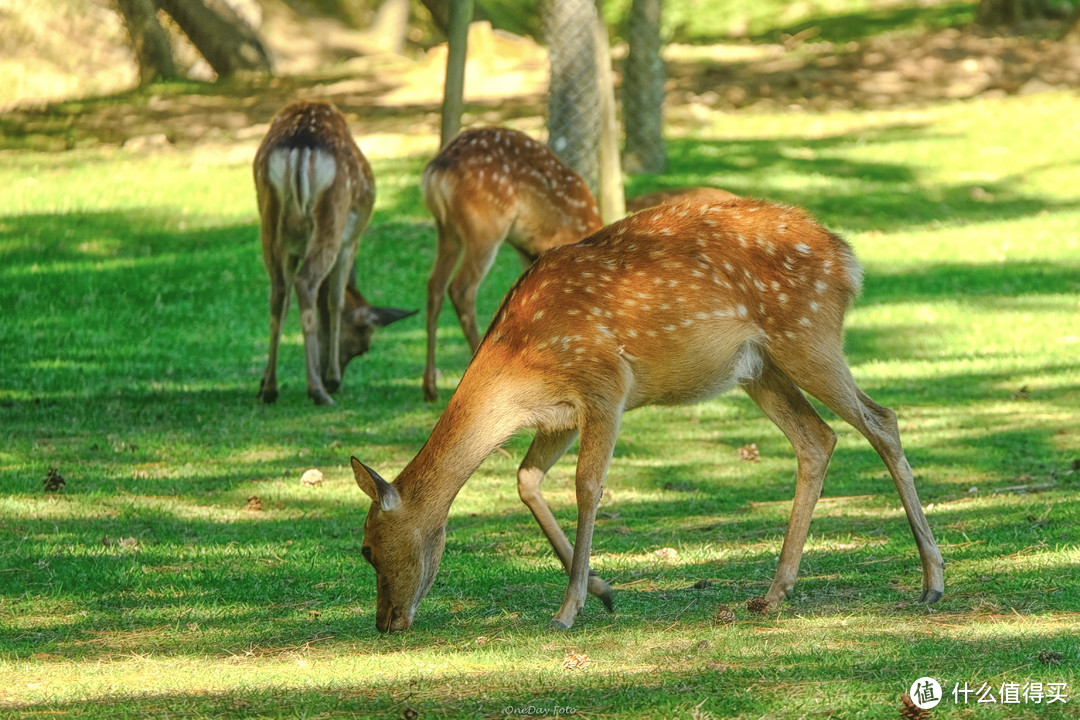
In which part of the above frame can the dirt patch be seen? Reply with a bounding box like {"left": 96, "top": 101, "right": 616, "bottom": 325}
{"left": 1, "top": 22, "right": 1078, "bottom": 152}
{"left": 668, "top": 26, "right": 1080, "bottom": 112}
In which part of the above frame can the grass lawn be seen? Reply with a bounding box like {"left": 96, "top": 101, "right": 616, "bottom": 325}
{"left": 2, "top": 45, "right": 1079, "bottom": 720}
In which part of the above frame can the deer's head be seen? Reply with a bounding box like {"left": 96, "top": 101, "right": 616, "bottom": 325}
{"left": 352, "top": 457, "right": 445, "bottom": 633}
{"left": 334, "top": 289, "right": 416, "bottom": 375}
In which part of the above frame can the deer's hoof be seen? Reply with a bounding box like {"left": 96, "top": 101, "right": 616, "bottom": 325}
{"left": 324, "top": 378, "right": 341, "bottom": 394}
{"left": 258, "top": 387, "right": 278, "bottom": 404}
{"left": 919, "top": 588, "right": 943, "bottom": 605}
{"left": 310, "top": 391, "right": 335, "bottom": 406}
{"left": 746, "top": 596, "right": 773, "bottom": 615}
{"left": 548, "top": 619, "right": 572, "bottom": 632}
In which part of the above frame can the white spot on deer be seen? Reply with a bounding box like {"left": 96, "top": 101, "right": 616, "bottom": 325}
{"left": 723, "top": 262, "right": 734, "bottom": 273}
{"left": 737, "top": 304, "right": 748, "bottom": 317}
{"left": 680, "top": 318, "right": 694, "bottom": 327}
{"left": 822, "top": 259, "right": 833, "bottom": 275}
{"left": 809, "top": 301, "right": 820, "bottom": 312}
{"left": 799, "top": 317, "right": 812, "bottom": 327}
{"left": 753, "top": 278, "right": 767, "bottom": 292}
{"left": 778, "top": 293, "right": 788, "bottom": 304}
{"left": 713, "top": 308, "right": 734, "bottom": 318}
{"left": 668, "top": 279, "right": 680, "bottom": 288}
{"left": 567, "top": 309, "right": 580, "bottom": 315}
{"left": 771, "top": 280, "right": 781, "bottom": 291}
{"left": 737, "top": 234, "right": 748, "bottom": 247}
{"left": 785, "top": 331, "right": 797, "bottom": 339}
{"left": 663, "top": 324, "right": 678, "bottom": 332}
{"left": 646, "top": 330, "right": 658, "bottom": 338}
{"left": 658, "top": 227, "right": 673, "bottom": 236}
{"left": 533, "top": 310, "right": 545, "bottom": 321}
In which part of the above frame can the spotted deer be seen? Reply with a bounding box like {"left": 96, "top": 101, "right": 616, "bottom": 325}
{"left": 626, "top": 186, "right": 739, "bottom": 213}
{"left": 353, "top": 197, "right": 945, "bottom": 632}
{"left": 421, "top": 127, "right": 603, "bottom": 401}
{"left": 254, "top": 100, "right": 414, "bottom": 405}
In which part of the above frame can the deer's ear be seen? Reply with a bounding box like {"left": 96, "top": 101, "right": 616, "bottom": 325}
{"left": 365, "top": 305, "right": 418, "bottom": 329}
{"left": 351, "top": 457, "right": 401, "bottom": 512}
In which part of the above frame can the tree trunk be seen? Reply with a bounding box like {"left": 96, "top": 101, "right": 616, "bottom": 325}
{"left": 593, "top": 7, "right": 625, "bottom": 222}
{"left": 440, "top": 0, "right": 473, "bottom": 147}
{"left": 543, "top": 0, "right": 602, "bottom": 199}
{"left": 158, "top": 0, "right": 271, "bottom": 78}
{"left": 622, "top": 0, "right": 666, "bottom": 174}
{"left": 114, "top": 0, "right": 180, "bottom": 85}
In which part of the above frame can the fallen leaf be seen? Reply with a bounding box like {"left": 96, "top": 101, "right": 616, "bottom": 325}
{"left": 738, "top": 443, "right": 761, "bottom": 462}
{"left": 300, "top": 469, "right": 323, "bottom": 487}
{"left": 562, "top": 652, "right": 591, "bottom": 670}
{"left": 43, "top": 467, "right": 66, "bottom": 492}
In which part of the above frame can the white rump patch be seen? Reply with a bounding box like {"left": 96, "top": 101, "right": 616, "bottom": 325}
{"left": 734, "top": 343, "right": 764, "bottom": 385}
{"left": 267, "top": 147, "right": 337, "bottom": 217}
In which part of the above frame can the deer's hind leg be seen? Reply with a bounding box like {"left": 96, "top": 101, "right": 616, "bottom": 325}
{"left": 424, "top": 219, "right": 463, "bottom": 402}
{"left": 772, "top": 343, "right": 945, "bottom": 606}
{"left": 741, "top": 356, "right": 838, "bottom": 613}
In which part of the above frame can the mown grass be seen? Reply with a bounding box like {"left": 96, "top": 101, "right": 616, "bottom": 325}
{"left": 2, "top": 69, "right": 1079, "bottom": 720}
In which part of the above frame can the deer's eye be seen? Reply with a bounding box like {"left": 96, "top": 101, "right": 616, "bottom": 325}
{"left": 361, "top": 546, "right": 374, "bottom": 565}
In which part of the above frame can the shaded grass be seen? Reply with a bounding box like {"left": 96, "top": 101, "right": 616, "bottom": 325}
{"left": 1, "top": 86, "right": 1079, "bottom": 719}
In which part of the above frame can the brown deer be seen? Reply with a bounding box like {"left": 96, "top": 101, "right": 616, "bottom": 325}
{"left": 353, "top": 197, "right": 945, "bottom": 632}
{"left": 254, "top": 100, "right": 414, "bottom": 405}
{"left": 421, "top": 127, "right": 603, "bottom": 402}
{"left": 627, "top": 186, "right": 740, "bottom": 213}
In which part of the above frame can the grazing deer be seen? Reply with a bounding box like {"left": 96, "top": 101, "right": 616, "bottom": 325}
{"left": 627, "top": 186, "right": 739, "bottom": 213}
{"left": 254, "top": 100, "right": 413, "bottom": 405}
{"left": 421, "top": 127, "right": 603, "bottom": 402}
{"left": 353, "top": 197, "right": 945, "bottom": 632}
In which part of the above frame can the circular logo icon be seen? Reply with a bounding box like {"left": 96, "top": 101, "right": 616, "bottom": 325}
{"left": 909, "top": 677, "right": 943, "bottom": 709}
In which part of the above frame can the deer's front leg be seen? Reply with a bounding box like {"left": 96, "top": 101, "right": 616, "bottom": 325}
{"left": 518, "top": 429, "right": 614, "bottom": 615}
{"left": 550, "top": 413, "right": 620, "bottom": 630}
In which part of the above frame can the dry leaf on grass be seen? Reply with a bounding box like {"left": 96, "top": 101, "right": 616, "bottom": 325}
{"left": 43, "top": 467, "right": 66, "bottom": 492}
{"left": 300, "top": 469, "right": 323, "bottom": 487}
{"left": 562, "top": 652, "right": 591, "bottom": 670}
{"left": 738, "top": 443, "right": 761, "bottom": 462}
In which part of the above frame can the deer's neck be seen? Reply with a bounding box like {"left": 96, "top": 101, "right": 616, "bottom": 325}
{"left": 397, "top": 374, "right": 528, "bottom": 520}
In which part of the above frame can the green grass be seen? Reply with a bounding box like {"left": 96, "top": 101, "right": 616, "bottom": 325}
{"left": 2, "top": 76, "right": 1080, "bottom": 720}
